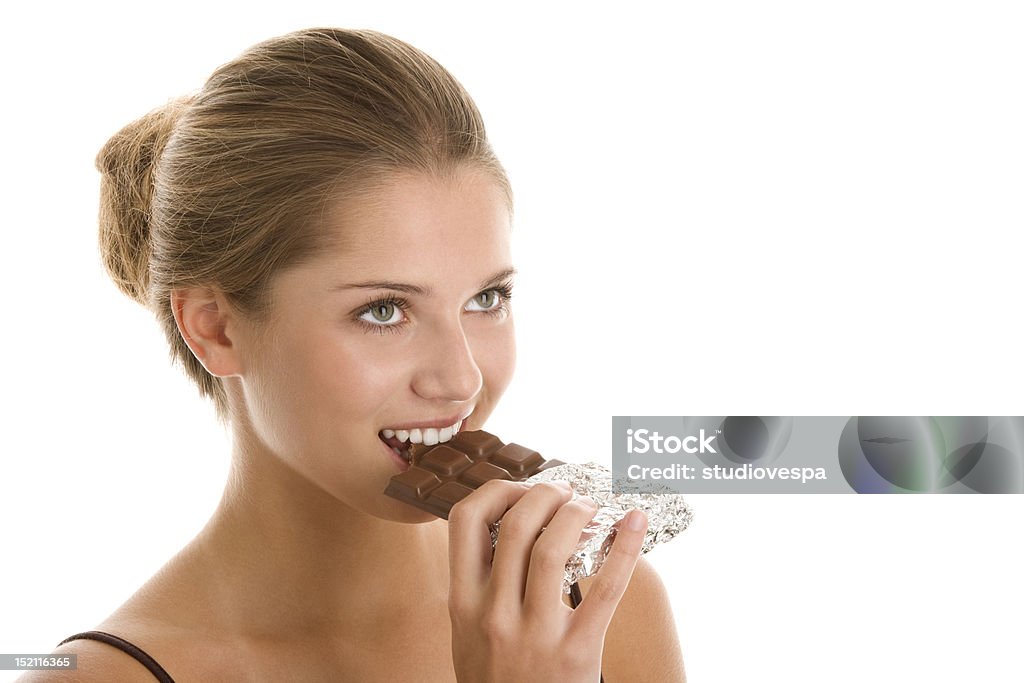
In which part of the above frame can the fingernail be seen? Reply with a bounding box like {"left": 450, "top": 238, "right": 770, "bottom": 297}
{"left": 579, "top": 495, "right": 598, "bottom": 509}
{"left": 626, "top": 509, "right": 647, "bottom": 531}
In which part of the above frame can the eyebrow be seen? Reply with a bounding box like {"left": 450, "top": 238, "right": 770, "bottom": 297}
{"left": 329, "top": 267, "right": 517, "bottom": 296}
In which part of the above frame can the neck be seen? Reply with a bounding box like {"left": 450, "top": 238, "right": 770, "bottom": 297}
{"left": 186, "top": 437, "right": 451, "bottom": 640}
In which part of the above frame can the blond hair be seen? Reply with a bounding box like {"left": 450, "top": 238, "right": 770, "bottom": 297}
{"left": 96, "top": 28, "right": 509, "bottom": 424}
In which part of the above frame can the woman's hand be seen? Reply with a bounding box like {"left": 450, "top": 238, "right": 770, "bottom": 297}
{"left": 447, "top": 479, "right": 649, "bottom": 683}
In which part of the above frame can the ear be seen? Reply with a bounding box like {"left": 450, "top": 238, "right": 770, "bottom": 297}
{"left": 170, "top": 287, "right": 245, "bottom": 378}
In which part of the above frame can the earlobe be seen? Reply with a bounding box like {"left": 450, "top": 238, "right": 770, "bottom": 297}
{"left": 170, "top": 288, "right": 244, "bottom": 377}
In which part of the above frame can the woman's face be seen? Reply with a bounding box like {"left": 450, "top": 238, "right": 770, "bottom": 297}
{"left": 236, "top": 168, "right": 516, "bottom": 521}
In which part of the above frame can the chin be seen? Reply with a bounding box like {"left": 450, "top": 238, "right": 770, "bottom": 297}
{"left": 379, "top": 497, "right": 443, "bottom": 524}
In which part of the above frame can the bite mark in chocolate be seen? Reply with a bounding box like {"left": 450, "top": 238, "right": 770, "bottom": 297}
{"left": 384, "top": 430, "right": 566, "bottom": 519}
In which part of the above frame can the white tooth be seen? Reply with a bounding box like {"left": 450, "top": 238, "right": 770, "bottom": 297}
{"left": 438, "top": 426, "right": 453, "bottom": 443}
{"left": 454, "top": 419, "right": 463, "bottom": 433}
{"left": 422, "top": 428, "right": 439, "bottom": 446}
{"left": 382, "top": 429, "right": 395, "bottom": 439}
{"left": 395, "top": 429, "right": 409, "bottom": 442}
{"left": 409, "top": 428, "right": 423, "bottom": 444}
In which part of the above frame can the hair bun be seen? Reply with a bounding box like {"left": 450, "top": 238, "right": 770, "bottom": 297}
{"left": 96, "top": 96, "right": 191, "bottom": 307}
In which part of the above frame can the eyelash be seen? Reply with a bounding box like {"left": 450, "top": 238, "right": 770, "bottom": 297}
{"left": 353, "top": 282, "right": 515, "bottom": 336}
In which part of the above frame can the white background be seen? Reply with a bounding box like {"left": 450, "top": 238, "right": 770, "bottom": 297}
{"left": 2, "top": 2, "right": 1022, "bottom": 681}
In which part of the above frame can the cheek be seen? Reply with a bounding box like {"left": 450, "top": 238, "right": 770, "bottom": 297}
{"left": 475, "top": 317, "right": 516, "bottom": 399}
{"left": 301, "top": 335, "right": 401, "bottom": 413}
{"left": 246, "top": 329, "right": 392, "bottom": 448}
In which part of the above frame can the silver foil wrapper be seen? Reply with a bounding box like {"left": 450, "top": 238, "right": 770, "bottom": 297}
{"left": 487, "top": 462, "right": 694, "bottom": 594}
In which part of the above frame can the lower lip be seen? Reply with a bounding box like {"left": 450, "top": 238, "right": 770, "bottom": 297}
{"left": 380, "top": 437, "right": 411, "bottom": 472}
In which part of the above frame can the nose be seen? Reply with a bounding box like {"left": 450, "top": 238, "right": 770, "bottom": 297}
{"left": 410, "top": 318, "right": 483, "bottom": 403}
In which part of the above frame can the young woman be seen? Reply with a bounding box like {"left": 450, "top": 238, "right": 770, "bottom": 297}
{"left": 31, "top": 27, "right": 685, "bottom": 682}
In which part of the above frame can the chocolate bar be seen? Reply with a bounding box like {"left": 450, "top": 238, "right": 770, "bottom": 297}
{"left": 385, "top": 430, "right": 695, "bottom": 597}
{"left": 384, "top": 430, "right": 567, "bottom": 519}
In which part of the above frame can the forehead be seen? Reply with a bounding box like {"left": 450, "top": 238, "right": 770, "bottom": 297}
{"left": 328, "top": 169, "right": 511, "bottom": 254}
{"left": 291, "top": 169, "right": 514, "bottom": 294}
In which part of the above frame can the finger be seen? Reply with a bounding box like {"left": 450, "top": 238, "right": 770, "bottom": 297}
{"left": 488, "top": 481, "right": 574, "bottom": 606}
{"left": 568, "top": 508, "right": 648, "bottom": 640}
{"left": 448, "top": 480, "right": 532, "bottom": 599}
{"left": 522, "top": 495, "right": 601, "bottom": 615}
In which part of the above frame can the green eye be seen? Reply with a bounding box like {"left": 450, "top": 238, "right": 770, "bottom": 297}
{"left": 370, "top": 302, "right": 396, "bottom": 322}
{"left": 360, "top": 300, "right": 404, "bottom": 326}
{"left": 465, "top": 286, "right": 512, "bottom": 315}
{"left": 475, "top": 291, "right": 496, "bottom": 309}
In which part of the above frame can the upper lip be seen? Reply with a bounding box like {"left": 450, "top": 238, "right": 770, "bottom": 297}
{"left": 381, "top": 410, "right": 473, "bottom": 432}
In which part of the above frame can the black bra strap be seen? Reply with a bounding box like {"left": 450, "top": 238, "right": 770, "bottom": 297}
{"left": 57, "top": 631, "right": 175, "bottom": 683}
{"left": 568, "top": 582, "right": 606, "bottom": 683}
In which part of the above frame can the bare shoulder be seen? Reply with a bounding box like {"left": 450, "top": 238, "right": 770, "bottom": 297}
{"left": 16, "top": 620, "right": 240, "bottom": 683}
{"left": 578, "top": 556, "right": 688, "bottom": 683}
{"left": 15, "top": 639, "right": 167, "bottom": 683}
